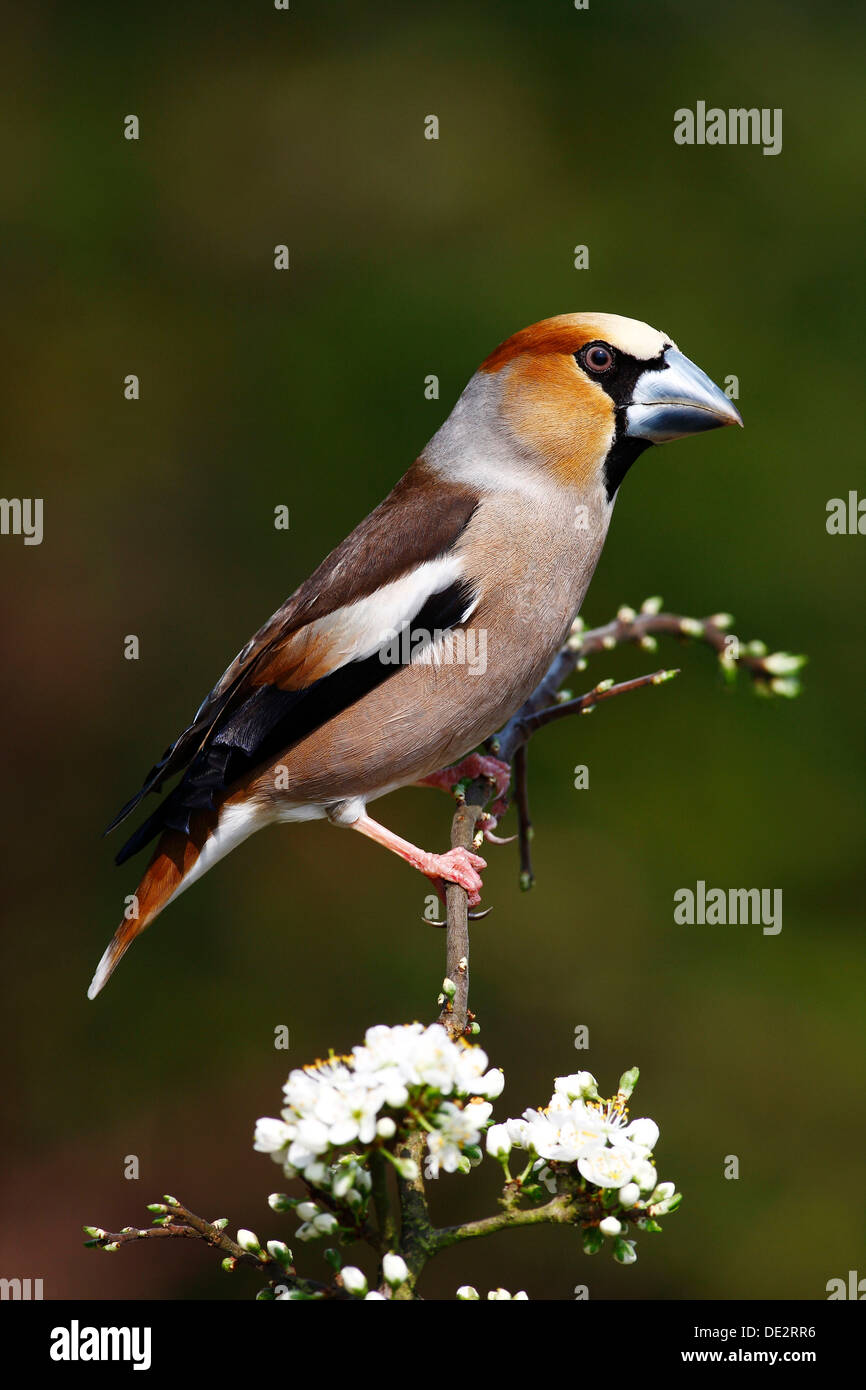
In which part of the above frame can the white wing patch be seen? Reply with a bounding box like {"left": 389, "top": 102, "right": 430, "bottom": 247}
{"left": 308, "top": 555, "right": 467, "bottom": 666}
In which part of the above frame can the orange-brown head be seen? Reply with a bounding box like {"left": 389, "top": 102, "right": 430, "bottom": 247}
{"left": 437, "top": 312, "right": 742, "bottom": 500}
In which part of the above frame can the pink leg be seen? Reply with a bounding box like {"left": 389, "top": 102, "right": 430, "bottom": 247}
{"left": 350, "top": 814, "right": 487, "bottom": 906}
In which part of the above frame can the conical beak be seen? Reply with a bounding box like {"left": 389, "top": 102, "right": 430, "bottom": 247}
{"left": 625, "top": 347, "right": 743, "bottom": 443}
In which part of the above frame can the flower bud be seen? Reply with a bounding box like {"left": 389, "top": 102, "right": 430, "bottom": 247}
{"left": 266, "top": 1240, "right": 293, "bottom": 1267}
{"left": 763, "top": 651, "right": 806, "bottom": 675}
{"left": 332, "top": 1170, "right": 353, "bottom": 1199}
{"left": 486, "top": 1124, "right": 512, "bottom": 1159}
{"left": 383, "top": 1253, "right": 409, "bottom": 1287}
{"left": 312, "top": 1213, "right": 338, "bottom": 1234}
{"left": 650, "top": 1181, "right": 675, "bottom": 1204}
{"left": 554, "top": 1071, "right": 599, "bottom": 1102}
{"left": 341, "top": 1266, "right": 368, "bottom": 1296}
{"left": 392, "top": 1156, "right": 419, "bottom": 1181}
{"left": 480, "top": 1068, "right": 505, "bottom": 1098}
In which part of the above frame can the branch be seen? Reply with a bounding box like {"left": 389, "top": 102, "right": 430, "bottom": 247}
{"left": 437, "top": 800, "right": 484, "bottom": 1039}
{"left": 394, "top": 1132, "right": 436, "bottom": 1298}
{"left": 433, "top": 1192, "right": 579, "bottom": 1249}
{"left": 84, "top": 1197, "right": 342, "bottom": 1299}
{"left": 491, "top": 603, "right": 802, "bottom": 765}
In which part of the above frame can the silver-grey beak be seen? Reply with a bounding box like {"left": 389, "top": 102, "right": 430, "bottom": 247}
{"left": 625, "top": 347, "right": 743, "bottom": 443}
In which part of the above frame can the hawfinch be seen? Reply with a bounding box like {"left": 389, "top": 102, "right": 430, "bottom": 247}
{"left": 89, "top": 312, "right": 741, "bottom": 998}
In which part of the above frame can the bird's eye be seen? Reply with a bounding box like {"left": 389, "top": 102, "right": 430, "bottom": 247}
{"left": 582, "top": 343, "right": 615, "bottom": 374}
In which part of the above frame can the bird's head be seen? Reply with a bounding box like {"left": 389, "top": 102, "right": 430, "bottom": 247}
{"left": 433, "top": 312, "right": 742, "bottom": 502}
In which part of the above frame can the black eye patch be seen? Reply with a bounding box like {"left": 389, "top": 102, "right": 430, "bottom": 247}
{"left": 573, "top": 346, "right": 671, "bottom": 501}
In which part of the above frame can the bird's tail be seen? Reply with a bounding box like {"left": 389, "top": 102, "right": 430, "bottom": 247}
{"left": 88, "top": 815, "right": 215, "bottom": 999}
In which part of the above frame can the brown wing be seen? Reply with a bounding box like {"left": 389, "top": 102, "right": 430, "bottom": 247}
{"left": 106, "top": 462, "right": 480, "bottom": 857}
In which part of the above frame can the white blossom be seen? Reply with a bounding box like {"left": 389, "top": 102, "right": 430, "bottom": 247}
{"left": 578, "top": 1145, "right": 642, "bottom": 1189}
{"left": 425, "top": 1100, "right": 492, "bottom": 1177}
{"left": 256, "top": 1023, "right": 503, "bottom": 1185}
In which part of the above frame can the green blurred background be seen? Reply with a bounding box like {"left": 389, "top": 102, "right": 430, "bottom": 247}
{"left": 1, "top": 0, "right": 863, "bottom": 1301}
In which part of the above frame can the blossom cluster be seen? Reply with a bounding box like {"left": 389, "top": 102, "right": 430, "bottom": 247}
{"left": 487, "top": 1069, "right": 681, "bottom": 1264}
{"left": 254, "top": 1028, "right": 679, "bottom": 1280}
{"left": 254, "top": 1023, "right": 505, "bottom": 1213}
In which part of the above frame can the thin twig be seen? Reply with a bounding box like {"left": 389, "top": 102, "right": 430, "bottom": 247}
{"left": 84, "top": 1197, "right": 343, "bottom": 1298}
{"left": 514, "top": 743, "right": 533, "bottom": 890}
{"left": 519, "top": 667, "right": 677, "bottom": 740}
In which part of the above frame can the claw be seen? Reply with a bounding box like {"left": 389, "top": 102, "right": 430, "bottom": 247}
{"left": 483, "top": 828, "right": 517, "bottom": 845}
{"left": 422, "top": 904, "right": 493, "bottom": 926}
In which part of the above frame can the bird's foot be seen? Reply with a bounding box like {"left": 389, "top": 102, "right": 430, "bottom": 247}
{"left": 419, "top": 845, "right": 487, "bottom": 907}
{"left": 418, "top": 752, "right": 511, "bottom": 804}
